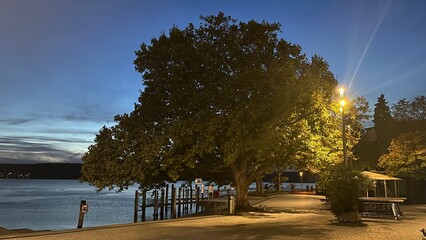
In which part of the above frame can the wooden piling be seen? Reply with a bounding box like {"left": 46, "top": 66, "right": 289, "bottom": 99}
{"left": 186, "top": 187, "right": 189, "bottom": 213}
{"left": 77, "top": 200, "right": 87, "bottom": 229}
{"left": 165, "top": 184, "right": 169, "bottom": 216}
{"left": 181, "top": 186, "right": 185, "bottom": 214}
{"left": 184, "top": 187, "right": 187, "bottom": 213}
{"left": 133, "top": 190, "right": 139, "bottom": 223}
{"left": 160, "top": 188, "right": 165, "bottom": 220}
{"left": 196, "top": 186, "right": 199, "bottom": 213}
{"left": 141, "top": 189, "right": 146, "bottom": 222}
{"left": 178, "top": 187, "right": 181, "bottom": 217}
{"left": 171, "top": 185, "right": 176, "bottom": 218}
{"left": 189, "top": 184, "right": 193, "bottom": 210}
{"left": 201, "top": 186, "right": 205, "bottom": 211}
{"left": 157, "top": 189, "right": 160, "bottom": 219}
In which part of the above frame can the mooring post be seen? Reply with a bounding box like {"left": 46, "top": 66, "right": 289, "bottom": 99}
{"left": 178, "top": 187, "right": 181, "bottom": 217}
{"left": 196, "top": 186, "right": 200, "bottom": 213}
{"left": 141, "top": 189, "right": 146, "bottom": 222}
{"left": 133, "top": 190, "right": 139, "bottom": 223}
{"left": 183, "top": 186, "right": 186, "bottom": 213}
{"left": 77, "top": 200, "right": 88, "bottom": 229}
{"left": 189, "top": 184, "right": 193, "bottom": 210}
{"left": 154, "top": 190, "right": 158, "bottom": 220}
{"left": 172, "top": 185, "right": 176, "bottom": 218}
{"left": 187, "top": 186, "right": 191, "bottom": 213}
{"left": 165, "top": 184, "right": 169, "bottom": 215}
{"left": 201, "top": 186, "right": 205, "bottom": 211}
{"left": 160, "top": 188, "right": 165, "bottom": 220}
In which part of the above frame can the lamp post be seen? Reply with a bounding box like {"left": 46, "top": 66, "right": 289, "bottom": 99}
{"left": 339, "top": 87, "right": 348, "bottom": 168}
{"left": 299, "top": 171, "right": 303, "bottom": 192}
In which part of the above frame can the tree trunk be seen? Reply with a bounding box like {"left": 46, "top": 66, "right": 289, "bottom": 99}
{"left": 255, "top": 177, "right": 263, "bottom": 194}
{"left": 255, "top": 178, "right": 260, "bottom": 193}
{"left": 234, "top": 169, "right": 251, "bottom": 211}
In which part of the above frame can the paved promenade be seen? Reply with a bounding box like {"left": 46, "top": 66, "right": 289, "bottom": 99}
{"left": 2, "top": 194, "right": 425, "bottom": 240}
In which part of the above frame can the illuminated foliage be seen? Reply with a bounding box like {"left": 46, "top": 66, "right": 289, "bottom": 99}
{"left": 378, "top": 131, "right": 426, "bottom": 179}
{"left": 320, "top": 165, "right": 367, "bottom": 216}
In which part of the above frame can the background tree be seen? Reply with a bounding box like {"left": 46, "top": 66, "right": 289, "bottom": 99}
{"left": 373, "top": 94, "right": 394, "bottom": 153}
{"left": 392, "top": 95, "right": 426, "bottom": 121}
{"left": 378, "top": 130, "right": 426, "bottom": 179}
{"left": 355, "top": 95, "right": 426, "bottom": 170}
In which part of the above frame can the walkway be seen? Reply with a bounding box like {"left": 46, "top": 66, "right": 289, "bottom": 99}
{"left": 2, "top": 194, "right": 425, "bottom": 240}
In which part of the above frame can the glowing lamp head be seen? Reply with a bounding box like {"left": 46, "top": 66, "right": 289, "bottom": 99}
{"left": 340, "top": 99, "right": 346, "bottom": 107}
{"left": 299, "top": 171, "right": 304, "bottom": 177}
{"left": 339, "top": 87, "right": 345, "bottom": 98}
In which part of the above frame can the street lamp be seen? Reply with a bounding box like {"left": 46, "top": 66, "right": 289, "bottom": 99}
{"left": 339, "top": 87, "right": 348, "bottom": 168}
{"left": 299, "top": 171, "right": 303, "bottom": 192}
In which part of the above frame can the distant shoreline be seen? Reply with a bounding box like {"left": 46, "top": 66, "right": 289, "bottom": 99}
{"left": 0, "top": 163, "right": 81, "bottom": 179}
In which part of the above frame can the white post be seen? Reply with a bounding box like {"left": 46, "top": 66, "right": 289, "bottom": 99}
{"left": 384, "top": 180, "right": 388, "bottom": 198}
{"left": 366, "top": 185, "right": 369, "bottom": 197}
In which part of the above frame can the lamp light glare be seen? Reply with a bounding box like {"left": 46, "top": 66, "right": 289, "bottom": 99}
{"left": 339, "top": 87, "right": 345, "bottom": 98}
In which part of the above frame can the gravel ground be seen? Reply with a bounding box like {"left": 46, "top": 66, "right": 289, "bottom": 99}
{"left": 2, "top": 193, "right": 425, "bottom": 240}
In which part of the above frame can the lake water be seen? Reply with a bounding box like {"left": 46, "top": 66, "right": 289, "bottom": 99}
{"left": 0, "top": 179, "right": 316, "bottom": 231}
{"left": 0, "top": 179, "right": 143, "bottom": 230}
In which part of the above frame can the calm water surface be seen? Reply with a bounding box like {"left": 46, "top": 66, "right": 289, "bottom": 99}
{"left": 0, "top": 179, "right": 139, "bottom": 230}
{"left": 0, "top": 179, "right": 316, "bottom": 231}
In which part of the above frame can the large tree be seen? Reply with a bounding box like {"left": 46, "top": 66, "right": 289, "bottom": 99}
{"left": 82, "top": 13, "right": 341, "bottom": 210}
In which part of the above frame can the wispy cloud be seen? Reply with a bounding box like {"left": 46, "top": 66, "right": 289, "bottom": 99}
{"left": 0, "top": 136, "right": 85, "bottom": 164}
{"left": 0, "top": 118, "right": 33, "bottom": 125}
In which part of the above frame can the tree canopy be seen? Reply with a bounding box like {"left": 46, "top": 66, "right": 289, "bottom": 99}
{"left": 82, "top": 13, "right": 368, "bottom": 210}
{"left": 392, "top": 95, "right": 426, "bottom": 121}
{"left": 378, "top": 130, "right": 426, "bottom": 179}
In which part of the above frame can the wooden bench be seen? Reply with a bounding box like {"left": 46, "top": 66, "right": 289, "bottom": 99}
{"left": 359, "top": 197, "right": 406, "bottom": 220}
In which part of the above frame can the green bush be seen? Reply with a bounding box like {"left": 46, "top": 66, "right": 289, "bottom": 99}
{"left": 321, "top": 165, "right": 366, "bottom": 215}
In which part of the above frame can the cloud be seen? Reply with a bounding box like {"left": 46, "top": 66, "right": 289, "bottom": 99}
{"left": 0, "top": 118, "right": 33, "bottom": 125}
{"left": 0, "top": 136, "right": 84, "bottom": 164}
{"left": 39, "top": 128, "right": 97, "bottom": 135}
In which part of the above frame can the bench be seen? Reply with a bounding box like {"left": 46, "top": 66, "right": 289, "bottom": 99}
{"left": 359, "top": 197, "right": 406, "bottom": 220}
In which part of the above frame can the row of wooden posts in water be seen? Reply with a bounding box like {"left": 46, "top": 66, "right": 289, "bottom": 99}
{"left": 133, "top": 183, "right": 208, "bottom": 222}
{"left": 77, "top": 183, "right": 231, "bottom": 228}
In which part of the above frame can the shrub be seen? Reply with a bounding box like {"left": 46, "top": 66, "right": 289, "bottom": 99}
{"left": 321, "top": 165, "right": 366, "bottom": 216}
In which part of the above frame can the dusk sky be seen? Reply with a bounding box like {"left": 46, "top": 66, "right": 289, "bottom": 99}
{"left": 0, "top": 0, "right": 425, "bottom": 164}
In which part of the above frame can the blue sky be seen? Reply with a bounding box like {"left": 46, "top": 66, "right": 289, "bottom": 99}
{"left": 0, "top": 0, "right": 425, "bottom": 164}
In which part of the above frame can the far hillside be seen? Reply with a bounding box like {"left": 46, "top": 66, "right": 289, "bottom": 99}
{"left": 0, "top": 163, "right": 82, "bottom": 179}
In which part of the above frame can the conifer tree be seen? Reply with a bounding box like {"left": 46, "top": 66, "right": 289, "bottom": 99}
{"left": 373, "top": 94, "right": 394, "bottom": 152}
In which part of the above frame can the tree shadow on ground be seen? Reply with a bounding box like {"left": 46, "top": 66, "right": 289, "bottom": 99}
{"left": 164, "top": 222, "right": 333, "bottom": 240}
{"left": 329, "top": 221, "right": 367, "bottom": 228}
